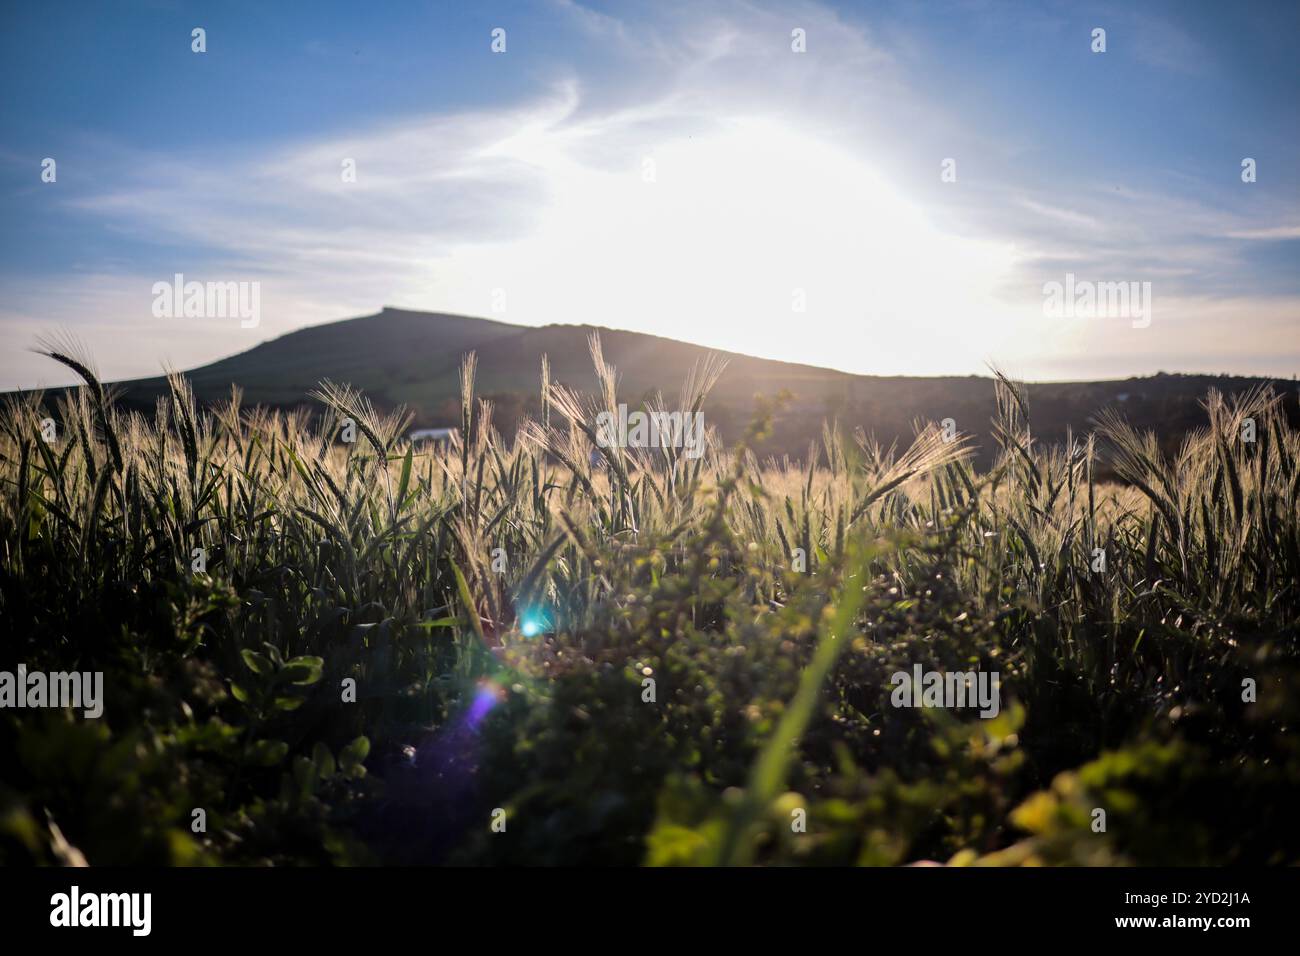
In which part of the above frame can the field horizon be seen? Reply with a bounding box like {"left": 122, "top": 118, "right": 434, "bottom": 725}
{"left": 13, "top": 307, "right": 1298, "bottom": 469}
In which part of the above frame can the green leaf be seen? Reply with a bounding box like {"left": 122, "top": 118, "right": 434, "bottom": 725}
{"left": 240, "top": 649, "right": 272, "bottom": 675}
{"left": 339, "top": 736, "right": 370, "bottom": 777}
{"left": 280, "top": 656, "right": 324, "bottom": 686}
{"left": 713, "top": 534, "right": 881, "bottom": 867}
{"left": 450, "top": 560, "right": 485, "bottom": 644}
{"left": 229, "top": 682, "right": 251, "bottom": 703}
{"left": 247, "top": 739, "right": 288, "bottom": 766}
{"left": 395, "top": 443, "right": 413, "bottom": 510}
{"left": 312, "top": 741, "right": 336, "bottom": 778}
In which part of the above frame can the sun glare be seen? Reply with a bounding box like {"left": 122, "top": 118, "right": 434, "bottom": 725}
{"left": 422, "top": 114, "right": 1022, "bottom": 375}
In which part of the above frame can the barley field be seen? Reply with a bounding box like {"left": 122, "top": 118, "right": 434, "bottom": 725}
{"left": 2, "top": 335, "right": 1297, "bottom": 865}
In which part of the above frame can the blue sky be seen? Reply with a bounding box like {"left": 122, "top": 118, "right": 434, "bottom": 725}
{"left": 2, "top": 0, "right": 1297, "bottom": 388}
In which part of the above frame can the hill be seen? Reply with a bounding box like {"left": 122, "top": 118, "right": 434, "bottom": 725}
{"left": 18, "top": 307, "right": 1298, "bottom": 466}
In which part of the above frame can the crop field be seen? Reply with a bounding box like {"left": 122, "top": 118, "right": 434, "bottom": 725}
{"left": 2, "top": 336, "right": 1297, "bottom": 866}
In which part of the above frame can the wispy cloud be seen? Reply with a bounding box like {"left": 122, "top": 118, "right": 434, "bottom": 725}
{"left": 1226, "top": 226, "right": 1300, "bottom": 241}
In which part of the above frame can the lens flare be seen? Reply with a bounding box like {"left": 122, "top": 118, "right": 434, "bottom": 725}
{"left": 466, "top": 679, "right": 505, "bottom": 729}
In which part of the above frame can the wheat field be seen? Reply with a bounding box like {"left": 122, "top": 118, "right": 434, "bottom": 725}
{"left": 2, "top": 334, "right": 1297, "bottom": 865}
